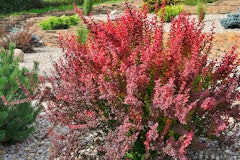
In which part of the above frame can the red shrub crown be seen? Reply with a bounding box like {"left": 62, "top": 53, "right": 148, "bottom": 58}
{"left": 42, "top": 4, "right": 240, "bottom": 160}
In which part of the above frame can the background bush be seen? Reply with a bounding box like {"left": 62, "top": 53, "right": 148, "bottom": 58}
{"left": 0, "top": 0, "right": 111, "bottom": 14}
{"left": 220, "top": 13, "right": 240, "bottom": 29}
{"left": 158, "top": 4, "right": 184, "bottom": 22}
{"left": 43, "top": 0, "right": 84, "bottom": 6}
{"left": 0, "top": 43, "right": 40, "bottom": 145}
{"left": 39, "top": 15, "right": 79, "bottom": 30}
{"left": 0, "top": 0, "right": 43, "bottom": 14}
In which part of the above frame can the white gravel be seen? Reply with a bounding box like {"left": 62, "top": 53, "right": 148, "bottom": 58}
{"left": 19, "top": 47, "right": 63, "bottom": 76}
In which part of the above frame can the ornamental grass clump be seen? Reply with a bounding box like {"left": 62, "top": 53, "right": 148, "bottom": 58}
{"left": 0, "top": 26, "right": 36, "bottom": 53}
{"left": 41, "top": 2, "right": 240, "bottom": 159}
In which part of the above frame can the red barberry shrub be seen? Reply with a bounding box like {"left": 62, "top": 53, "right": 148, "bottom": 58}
{"left": 40, "top": 3, "right": 240, "bottom": 160}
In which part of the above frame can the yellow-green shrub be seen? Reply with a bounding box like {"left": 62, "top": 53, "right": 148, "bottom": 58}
{"left": 39, "top": 15, "right": 79, "bottom": 30}
{"left": 142, "top": 0, "right": 182, "bottom": 12}
{"left": 158, "top": 5, "right": 184, "bottom": 22}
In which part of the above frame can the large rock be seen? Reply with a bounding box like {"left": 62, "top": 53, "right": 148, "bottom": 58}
{"left": 13, "top": 49, "right": 24, "bottom": 62}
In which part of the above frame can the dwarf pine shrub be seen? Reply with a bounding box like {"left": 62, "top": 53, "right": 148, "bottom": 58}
{"left": 0, "top": 43, "right": 40, "bottom": 145}
{"left": 40, "top": 3, "right": 240, "bottom": 160}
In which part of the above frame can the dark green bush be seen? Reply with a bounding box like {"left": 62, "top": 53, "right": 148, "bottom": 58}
{"left": 42, "top": 0, "right": 84, "bottom": 7}
{"left": 0, "top": 43, "right": 40, "bottom": 145}
{"left": 183, "top": 0, "right": 218, "bottom": 6}
{"left": 0, "top": 0, "right": 43, "bottom": 14}
{"left": 220, "top": 13, "right": 240, "bottom": 29}
{"left": 39, "top": 15, "right": 79, "bottom": 30}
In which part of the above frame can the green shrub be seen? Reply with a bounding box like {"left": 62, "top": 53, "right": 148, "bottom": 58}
{"left": 83, "top": 0, "right": 93, "bottom": 15}
{"left": 39, "top": 15, "right": 79, "bottom": 30}
{"left": 0, "top": 43, "right": 40, "bottom": 145}
{"left": 40, "top": 16, "right": 68, "bottom": 30}
{"left": 158, "top": 4, "right": 184, "bottom": 22}
{"left": 183, "top": 0, "right": 197, "bottom": 5}
{"left": 184, "top": 0, "right": 218, "bottom": 6}
{"left": 76, "top": 23, "right": 89, "bottom": 44}
{"left": 60, "top": 15, "right": 80, "bottom": 26}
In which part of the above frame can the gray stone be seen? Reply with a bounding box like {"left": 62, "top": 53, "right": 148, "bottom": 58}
{"left": 109, "top": 10, "right": 120, "bottom": 15}
{"left": 13, "top": 48, "right": 24, "bottom": 62}
{"left": 27, "top": 153, "right": 35, "bottom": 159}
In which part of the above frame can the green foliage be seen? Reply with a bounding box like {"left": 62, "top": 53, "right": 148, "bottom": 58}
{"left": 0, "top": 44, "right": 40, "bottom": 145}
{"left": 84, "top": 0, "right": 93, "bottom": 15}
{"left": 76, "top": 23, "right": 89, "bottom": 44}
{"left": 60, "top": 15, "right": 79, "bottom": 26}
{"left": 0, "top": 0, "right": 123, "bottom": 17}
{"left": 43, "top": 0, "right": 84, "bottom": 6}
{"left": 158, "top": 5, "right": 184, "bottom": 22}
{"left": 197, "top": 2, "right": 206, "bottom": 22}
{"left": 183, "top": 0, "right": 218, "bottom": 6}
{"left": 183, "top": 0, "right": 197, "bottom": 5}
{"left": 39, "top": 15, "right": 79, "bottom": 30}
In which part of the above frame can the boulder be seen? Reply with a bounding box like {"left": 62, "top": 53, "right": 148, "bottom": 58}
{"left": 13, "top": 49, "right": 24, "bottom": 62}
{"left": 110, "top": 10, "right": 120, "bottom": 15}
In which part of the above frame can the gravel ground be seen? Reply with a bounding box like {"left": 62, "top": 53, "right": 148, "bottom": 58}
{"left": 0, "top": 13, "right": 239, "bottom": 160}
{"left": 19, "top": 47, "right": 63, "bottom": 76}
